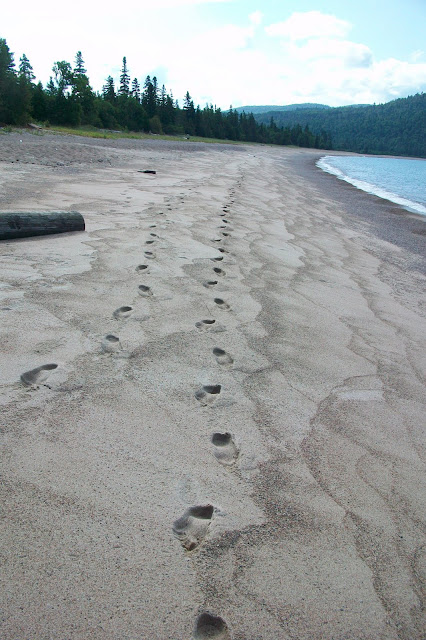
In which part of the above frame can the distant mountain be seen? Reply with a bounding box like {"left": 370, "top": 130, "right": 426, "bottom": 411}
{"left": 234, "top": 103, "right": 331, "bottom": 115}
{"left": 251, "top": 94, "right": 426, "bottom": 158}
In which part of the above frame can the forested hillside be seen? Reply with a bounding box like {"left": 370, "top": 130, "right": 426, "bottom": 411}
{"left": 253, "top": 94, "right": 426, "bottom": 157}
{"left": 234, "top": 103, "right": 330, "bottom": 114}
{"left": 0, "top": 38, "right": 324, "bottom": 148}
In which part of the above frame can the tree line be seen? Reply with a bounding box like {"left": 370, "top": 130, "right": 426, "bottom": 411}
{"left": 0, "top": 38, "right": 329, "bottom": 148}
{"left": 254, "top": 94, "right": 426, "bottom": 158}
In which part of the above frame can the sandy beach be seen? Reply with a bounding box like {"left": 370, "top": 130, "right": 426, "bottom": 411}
{"left": 1, "top": 131, "right": 425, "bottom": 640}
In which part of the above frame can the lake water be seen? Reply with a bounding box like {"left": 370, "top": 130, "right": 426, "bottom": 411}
{"left": 316, "top": 155, "right": 426, "bottom": 216}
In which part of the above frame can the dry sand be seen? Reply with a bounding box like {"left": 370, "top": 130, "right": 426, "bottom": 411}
{"left": 0, "top": 131, "right": 425, "bottom": 640}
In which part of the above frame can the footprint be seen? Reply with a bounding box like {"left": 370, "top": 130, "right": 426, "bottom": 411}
{"left": 203, "top": 280, "right": 218, "bottom": 288}
{"left": 195, "top": 384, "right": 221, "bottom": 405}
{"left": 150, "top": 232, "right": 158, "bottom": 237}
{"left": 214, "top": 298, "right": 230, "bottom": 311}
{"left": 113, "top": 306, "right": 134, "bottom": 319}
{"left": 149, "top": 224, "right": 157, "bottom": 228}
{"left": 213, "top": 268, "right": 225, "bottom": 276}
{"left": 212, "top": 238, "right": 222, "bottom": 243}
{"left": 221, "top": 232, "right": 230, "bottom": 237}
{"left": 138, "top": 285, "right": 153, "bottom": 297}
{"left": 211, "top": 432, "right": 238, "bottom": 465}
{"left": 211, "top": 256, "right": 223, "bottom": 262}
{"left": 101, "top": 334, "right": 121, "bottom": 353}
{"left": 218, "top": 248, "right": 227, "bottom": 254}
{"left": 173, "top": 505, "right": 214, "bottom": 551}
{"left": 136, "top": 264, "right": 149, "bottom": 272}
{"left": 144, "top": 251, "right": 156, "bottom": 259}
{"left": 194, "top": 613, "right": 230, "bottom": 639}
{"left": 145, "top": 240, "right": 155, "bottom": 245}
{"left": 20, "top": 363, "right": 58, "bottom": 386}
{"left": 195, "top": 319, "right": 216, "bottom": 330}
{"left": 222, "top": 219, "right": 229, "bottom": 223}
{"left": 213, "top": 347, "right": 233, "bottom": 366}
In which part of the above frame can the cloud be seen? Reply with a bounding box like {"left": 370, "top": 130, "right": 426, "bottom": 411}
{"left": 272, "top": 54, "right": 426, "bottom": 106}
{"left": 249, "top": 11, "right": 263, "bottom": 26}
{"left": 158, "top": 17, "right": 271, "bottom": 106}
{"left": 265, "top": 11, "right": 350, "bottom": 41}
{"left": 188, "top": 22, "right": 257, "bottom": 53}
{"left": 368, "top": 58, "right": 426, "bottom": 99}
{"left": 3, "top": 4, "right": 425, "bottom": 110}
{"left": 147, "top": 10, "right": 426, "bottom": 108}
{"left": 287, "top": 38, "right": 373, "bottom": 69}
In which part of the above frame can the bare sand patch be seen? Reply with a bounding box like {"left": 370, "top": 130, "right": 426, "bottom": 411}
{"left": 1, "top": 132, "right": 425, "bottom": 639}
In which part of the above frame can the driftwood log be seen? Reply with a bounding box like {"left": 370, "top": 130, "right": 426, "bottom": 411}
{"left": 0, "top": 211, "right": 85, "bottom": 240}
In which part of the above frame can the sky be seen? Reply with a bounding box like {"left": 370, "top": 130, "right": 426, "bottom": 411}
{"left": 2, "top": 0, "right": 426, "bottom": 108}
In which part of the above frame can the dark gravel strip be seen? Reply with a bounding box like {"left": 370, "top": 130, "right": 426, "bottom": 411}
{"left": 287, "top": 151, "right": 426, "bottom": 274}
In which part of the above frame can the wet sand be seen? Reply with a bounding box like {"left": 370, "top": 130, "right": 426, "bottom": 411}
{"left": 1, "top": 132, "right": 425, "bottom": 639}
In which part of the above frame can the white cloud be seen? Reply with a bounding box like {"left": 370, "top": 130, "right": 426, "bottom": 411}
{"left": 251, "top": 10, "right": 426, "bottom": 107}
{"left": 287, "top": 38, "right": 373, "bottom": 69}
{"left": 265, "top": 11, "right": 350, "bottom": 41}
{"left": 142, "top": 11, "right": 426, "bottom": 108}
{"left": 3, "top": 3, "right": 425, "bottom": 110}
{"left": 249, "top": 11, "right": 263, "bottom": 26}
{"left": 271, "top": 53, "right": 426, "bottom": 106}
{"left": 189, "top": 22, "right": 256, "bottom": 52}
{"left": 368, "top": 58, "right": 426, "bottom": 98}
{"left": 158, "top": 18, "right": 271, "bottom": 106}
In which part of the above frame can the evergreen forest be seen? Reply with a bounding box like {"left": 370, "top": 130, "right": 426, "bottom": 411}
{"left": 253, "top": 94, "right": 426, "bottom": 157}
{"left": 0, "top": 39, "right": 328, "bottom": 148}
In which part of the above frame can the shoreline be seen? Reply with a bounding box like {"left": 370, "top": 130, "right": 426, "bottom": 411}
{"left": 1, "top": 134, "right": 425, "bottom": 640}
{"left": 290, "top": 150, "right": 426, "bottom": 273}
{"left": 316, "top": 154, "right": 426, "bottom": 216}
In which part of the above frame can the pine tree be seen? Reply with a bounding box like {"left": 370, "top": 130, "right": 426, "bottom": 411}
{"left": 0, "top": 39, "right": 18, "bottom": 123}
{"left": 46, "top": 77, "right": 56, "bottom": 95}
{"left": 182, "top": 91, "right": 195, "bottom": 135}
{"left": 103, "top": 76, "right": 116, "bottom": 102}
{"left": 142, "top": 75, "right": 157, "bottom": 118}
{"left": 16, "top": 54, "right": 35, "bottom": 123}
{"left": 160, "top": 91, "right": 176, "bottom": 132}
{"left": 119, "top": 57, "right": 130, "bottom": 96}
{"left": 0, "top": 41, "right": 34, "bottom": 125}
{"left": 131, "top": 78, "right": 140, "bottom": 101}
{"left": 0, "top": 38, "right": 15, "bottom": 77}
{"left": 183, "top": 91, "right": 194, "bottom": 111}
{"left": 32, "top": 81, "right": 47, "bottom": 121}
{"left": 159, "top": 84, "right": 166, "bottom": 108}
{"left": 71, "top": 53, "right": 95, "bottom": 124}
{"left": 152, "top": 76, "right": 158, "bottom": 102}
{"left": 157, "top": 84, "right": 167, "bottom": 127}
{"left": 18, "top": 54, "right": 35, "bottom": 83}
{"left": 74, "top": 51, "right": 86, "bottom": 75}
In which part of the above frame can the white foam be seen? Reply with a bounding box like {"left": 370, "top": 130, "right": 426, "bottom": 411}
{"left": 317, "top": 156, "right": 426, "bottom": 216}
